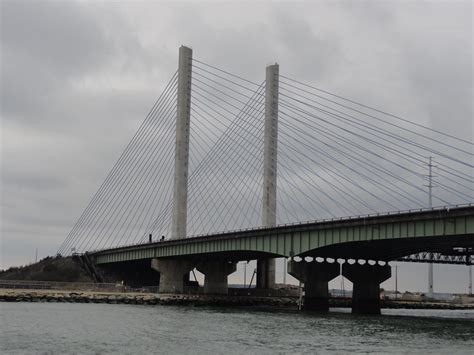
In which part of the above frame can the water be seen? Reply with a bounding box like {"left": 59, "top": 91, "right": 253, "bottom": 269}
{"left": 1, "top": 303, "right": 473, "bottom": 354}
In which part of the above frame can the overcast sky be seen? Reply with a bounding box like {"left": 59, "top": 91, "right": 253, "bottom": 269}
{"left": 1, "top": 0, "right": 472, "bottom": 293}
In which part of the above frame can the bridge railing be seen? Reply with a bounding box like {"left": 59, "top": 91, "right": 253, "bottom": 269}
{"left": 0, "top": 279, "right": 123, "bottom": 292}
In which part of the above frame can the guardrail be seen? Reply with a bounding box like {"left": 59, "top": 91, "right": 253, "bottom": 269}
{"left": 0, "top": 280, "right": 123, "bottom": 292}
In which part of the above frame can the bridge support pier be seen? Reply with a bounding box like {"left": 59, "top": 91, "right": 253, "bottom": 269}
{"left": 256, "top": 259, "right": 276, "bottom": 289}
{"left": 151, "top": 258, "right": 194, "bottom": 294}
{"left": 342, "top": 263, "right": 391, "bottom": 314}
{"left": 197, "top": 260, "right": 237, "bottom": 294}
{"left": 288, "top": 260, "right": 339, "bottom": 311}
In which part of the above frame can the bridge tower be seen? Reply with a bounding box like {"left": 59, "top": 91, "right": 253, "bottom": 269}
{"left": 171, "top": 45, "right": 193, "bottom": 240}
{"left": 152, "top": 45, "right": 194, "bottom": 293}
{"left": 257, "top": 63, "right": 279, "bottom": 289}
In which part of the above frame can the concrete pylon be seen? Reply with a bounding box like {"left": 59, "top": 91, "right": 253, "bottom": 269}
{"left": 288, "top": 260, "right": 340, "bottom": 311}
{"left": 342, "top": 263, "right": 391, "bottom": 314}
{"left": 197, "top": 260, "right": 237, "bottom": 294}
{"left": 171, "top": 45, "right": 193, "bottom": 240}
{"left": 151, "top": 258, "right": 194, "bottom": 294}
{"left": 257, "top": 63, "right": 279, "bottom": 289}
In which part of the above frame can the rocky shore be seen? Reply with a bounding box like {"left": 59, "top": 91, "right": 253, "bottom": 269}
{"left": 0, "top": 289, "right": 297, "bottom": 307}
{"left": 1, "top": 289, "right": 473, "bottom": 310}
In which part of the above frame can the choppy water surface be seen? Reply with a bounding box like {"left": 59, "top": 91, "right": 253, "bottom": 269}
{"left": 1, "top": 303, "right": 473, "bottom": 354}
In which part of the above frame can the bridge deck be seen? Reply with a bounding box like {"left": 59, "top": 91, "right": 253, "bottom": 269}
{"left": 91, "top": 205, "right": 474, "bottom": 264}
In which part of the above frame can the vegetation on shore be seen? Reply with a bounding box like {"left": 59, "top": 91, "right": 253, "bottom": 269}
{"left": 0, "top": 256, "right": 94, "bottom": 282}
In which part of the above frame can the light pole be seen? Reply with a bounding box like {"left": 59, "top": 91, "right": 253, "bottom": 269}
{"left": 244, "top": 262, "right": 247, "bottom": 288}
{"left": 469, "top": 264, "right": 472, "bottom": 296}
{"left": 395, "top": 265, "right": 398, "bottom": 300}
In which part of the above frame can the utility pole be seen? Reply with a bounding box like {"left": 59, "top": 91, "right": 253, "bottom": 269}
{"left": 428, "top": 156, "right": 433, "bottom": 208}
{"left": 257, "top": 63, "right": 279, "bottom": 289}
{"left": 244, "top": 262, "right": 247, "bottom": 288}
{"left": 427, "top": 156, "right": 434, "bottom": 297}
{"left": 395, "top": 265, "right": 398, "bottom": 300}
{"left": 469, "top": 263, "right": 472, "bottom": 296}
{"left": 298, "top": 281, "right": 303, "bottom": 310}
{"left": 171, "top": 46, "right": 193, "bottom": 240}
{"left": 340, "top": 262, "right": 345, "bottom": 298}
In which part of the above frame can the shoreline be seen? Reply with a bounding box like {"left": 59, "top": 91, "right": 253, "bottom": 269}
{"left": 0, "top": 288, "right": 296, "bottom": 307}
{"left": 1, "top": 289, "right": 473, "bottom": 310}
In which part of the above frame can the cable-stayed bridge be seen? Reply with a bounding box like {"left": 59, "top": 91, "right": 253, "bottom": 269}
{"left": 58, "top": 46, "right": 473, "bottom": 313}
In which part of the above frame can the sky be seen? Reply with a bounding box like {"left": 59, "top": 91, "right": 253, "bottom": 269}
{"left": 1, "top": 0, "right": 473, "bottom": 293}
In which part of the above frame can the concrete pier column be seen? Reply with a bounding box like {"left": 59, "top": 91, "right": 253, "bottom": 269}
{"left": 197, "top": 260, "right": 237, "bottom": 294}
{"left": 257, "top": 63, "right": 279, "bottom": 289}
{"left": 171, "top": 45, "right": 193, "bottom": 240}
{"left": 288, "top": 260, "right": 339, "bottom": 311}
{"left": 342, "top": 263, "right": 391, "bottom": 314}
{"left": 151, "top": 258, "right": 194, "bottom": 294}
{"left": 256, "top": 258, "right": 276, "bottom": 289}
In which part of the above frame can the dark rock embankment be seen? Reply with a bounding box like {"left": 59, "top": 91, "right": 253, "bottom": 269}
{"left": 381, "top": 300, "right": 474, "bottom": 310}
{"left": 0, "top": 290, "right": 298, "bottom": 307}
{"left": 1, "top": 290, "right": 473, "bottom": 310}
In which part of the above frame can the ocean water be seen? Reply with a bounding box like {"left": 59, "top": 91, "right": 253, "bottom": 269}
{"left": 0, "top": 303, "right": 473, "bottom": 354}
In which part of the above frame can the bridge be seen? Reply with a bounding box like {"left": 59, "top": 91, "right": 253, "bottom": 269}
{"left": 58, "top": 46, "right": 474, "bottom": 314}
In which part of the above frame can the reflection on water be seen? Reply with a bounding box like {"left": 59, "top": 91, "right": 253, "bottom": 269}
{"left": 1, "top": 303, "right": 473, "bottom": 354}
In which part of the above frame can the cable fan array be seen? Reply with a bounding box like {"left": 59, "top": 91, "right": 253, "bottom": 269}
{"left": 144, "top": 59, "right": 266, "bottom": 240}
{"left": 275, "top": 75, "right": 473, "bottom": 222}
{"left": 58, "top": 60, "right": 473, "bottom": 255}
{"left": 58, "top": 61, "right": 267, "bottom": 254}
{"left": 58, "top": 73, "right": 178, "bottom": 255}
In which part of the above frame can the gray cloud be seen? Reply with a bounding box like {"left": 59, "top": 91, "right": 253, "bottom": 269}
{"left": 2, "top": 1, "right": 111, "bottom": 122}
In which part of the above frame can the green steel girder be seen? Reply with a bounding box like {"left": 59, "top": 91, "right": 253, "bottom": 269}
{"left": 397, "top": 251, "right": 472, "bottom": 265}
{"left": 92, "top": 205, "right": 474, "bottom": 264}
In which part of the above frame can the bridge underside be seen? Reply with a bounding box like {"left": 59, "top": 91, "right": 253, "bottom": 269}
{"left": 303, "top": 234, "right": 474, "bottom": 261}
{"left": 98, "top": 259, "right": 159, "bottom": 287}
